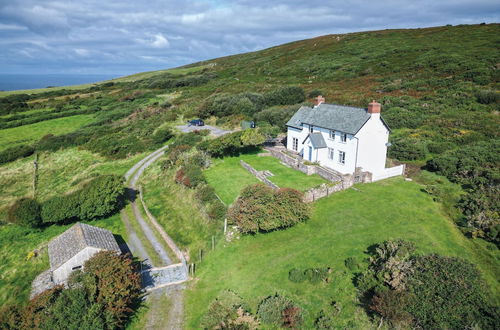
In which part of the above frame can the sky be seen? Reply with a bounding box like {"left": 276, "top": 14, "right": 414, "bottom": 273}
{"left": 0, "top": 0, "right": 499, "bottom": 76}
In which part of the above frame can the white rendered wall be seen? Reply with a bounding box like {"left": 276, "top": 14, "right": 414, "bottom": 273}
{"left": 52, "top": 247, "right": 102, "bottom": 284}
{"left": 355, "top": 113, "right": 389, "bottom": 176}
{"left": 286, "top": 126, "right": 307, "bottom": 156}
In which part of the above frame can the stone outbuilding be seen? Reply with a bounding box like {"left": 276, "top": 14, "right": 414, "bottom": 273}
{"left": 31, "top": 223, "right": 121, "bottom": 298}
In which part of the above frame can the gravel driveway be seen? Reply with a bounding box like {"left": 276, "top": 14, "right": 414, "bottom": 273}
{"left": 176, "top": 124, "right": 232, "bottom": 136}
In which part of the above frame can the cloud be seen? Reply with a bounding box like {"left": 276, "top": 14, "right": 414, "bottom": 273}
{"left": 151, "top": 33, "right": 170, "bottom": 48}
{"left": 0, "top": 0, "right": 498, "bottom": 75}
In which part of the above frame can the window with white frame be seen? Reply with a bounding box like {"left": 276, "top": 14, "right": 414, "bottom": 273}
{"left": 329, "top": 130, "right": 335, "bottom": 140}
{"left": 309, "top": 125, "right": 314, "bottom": 133}
{"left": 340, "top": 133, "right": 347, "bottom": 143}
{"left": 328, "top": 147, "right": 334, "bottom": 160}
{"left": 338, "top": 151, "right": 346, "bottom": 164}
{"left": 292, "top": 137, "right": 298, "bottom": 151}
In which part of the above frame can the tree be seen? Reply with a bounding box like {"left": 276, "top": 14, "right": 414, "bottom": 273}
{"left": 241, "top": 128, "right": 266, "bottom": 146}
{"left": 7, "top": 198, "right": 42, "bottom": 228}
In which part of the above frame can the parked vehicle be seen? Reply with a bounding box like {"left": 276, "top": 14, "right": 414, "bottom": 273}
{"left": 187, "top": 119, "right": 205, "bottom": 126}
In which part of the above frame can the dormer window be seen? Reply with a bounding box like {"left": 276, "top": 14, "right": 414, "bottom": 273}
{"left": 341, "top": 133, "right": 347, "bottom": 143}
{"left": 329, "top": 130, "right": 335, "bottom": 140}
{"left": 309, "top": 125, "right": 314, "bottom": 133}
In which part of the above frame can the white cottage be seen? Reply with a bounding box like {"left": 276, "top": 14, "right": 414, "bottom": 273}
{"left": 286, "top": 97, "right": 403, "bottom": 181}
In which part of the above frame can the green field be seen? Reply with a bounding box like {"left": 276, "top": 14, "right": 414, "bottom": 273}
{"left": 0, "top": 213, "right": 126, "bottom": 307}
{"left": 0, "top": 148, "right": 147, "bottom": 221}
{"left": 205, "top": 152, "right": 328, "bottom": 205}
{"left": 0, "top": 114, "right": 95, "bottom": 151}
{"left": 185, "top": 177, "right": 499, "bottom": 328}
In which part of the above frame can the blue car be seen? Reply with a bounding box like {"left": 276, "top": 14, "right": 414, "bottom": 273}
{"left": 187, "top": 119, "right": 205, "bottom": 127}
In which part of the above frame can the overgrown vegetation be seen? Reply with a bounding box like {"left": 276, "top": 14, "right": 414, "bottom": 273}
{"left": 0, "top": 251, "right": 141, "bottom": 330}
{"left": 228, "top": 184, "right": 310, "bottom": 233}
{"left": 356, "top": 240, "right": 499, "bottom": 329}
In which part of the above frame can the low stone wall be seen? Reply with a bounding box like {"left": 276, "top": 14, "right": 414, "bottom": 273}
{"left": 240, "top": 160, "right": 279, "bottom": 189}
{"left": 303, "top": 182, "right": 344, "bottom": 203}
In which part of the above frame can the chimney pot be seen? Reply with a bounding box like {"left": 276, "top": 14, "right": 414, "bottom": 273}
{"left": 368, "top": 100, "right": 381, "bottom": 114}
{"left": 315, "top": 95, "right": 325, "bottom": 106}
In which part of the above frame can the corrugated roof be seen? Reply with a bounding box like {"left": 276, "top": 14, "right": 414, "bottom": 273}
{"left": 304, "top": 132, "right": 327, "bottom": 148}
{"left": 48, "top": 223, "right": 121, "bottom": 270}
{"left": 286, "top": 103, "right": 373, "bottom": 135}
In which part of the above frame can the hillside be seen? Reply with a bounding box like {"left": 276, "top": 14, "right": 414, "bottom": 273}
{"left": 0, "top": 23, "right": 498, "bottom": 328}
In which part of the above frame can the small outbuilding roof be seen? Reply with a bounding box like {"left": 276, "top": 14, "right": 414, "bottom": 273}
{"left": 303, "top": 132, "right": 327, "bottom": 149}
{"left": 48, "top": 223, "right": 121, "bottom": 270}
{"left": 286, "top": 103, "right": 375, "bottom": 135}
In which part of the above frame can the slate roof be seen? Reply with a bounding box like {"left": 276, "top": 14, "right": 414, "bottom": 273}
{"left": 303, "top": 132, "right": 327, "bottom": 148}
{"left": 286, "top": 103, "right": 376, "bottom": 135}
{"left": 48, "top": 223, "right": 121, "bottom": 270}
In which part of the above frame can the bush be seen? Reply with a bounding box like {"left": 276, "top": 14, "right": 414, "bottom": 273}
{"left": 201, "top": 290, "right": 258, "bottom": 329}
{"left": 304, "top": 267, "right": 331, "bottom": 283}
{"left": 41, "top": 175, "right": 125, "bottom": 224}
{"left": 170, "top": 132, "right": 203, "bottom": 149}
{"left": 264, "top": 86, "right": 305, "bottom": 106}
{"left": 228, "top": 184, "right": 310, "bottom": 233}
{"left": 0, "top": 144, "right": 35, "bottom": 165}
{"left": 476, "top": 90, "right": 500, "bottom": 104}
{"left": 207, "top": 200, "right": 227, "bottom": 221}
{"left": 254, "top": 106, "right": 298, "bottom": 131}
{"left": 195, "top": 185, "right": 217, "bottom": 203}
{"left": 198, "top": 130, "right": 245, "bottom": 157}
{"left": 288, "top": 268, "right": 307, "bottom": 283}
{"left": 344, "top": 257, "right": 361, "bottom": 272}
{"left": 152, "top": 127, "right": 173, "bottom": 145}
{"left": 388, "top": 137, "right": 427, "bottom": 161}
{"left": 308, "top": 89, "right": 323, "bottom": 98}
{"left": 356, "top": 241, "right": 499, "bottom": 329}
{"left": 175, "top": 164, "right": 206, "bottom": 188}
{"left": 79, "top": 251, "right": 141, "bottom": 328}
{"left": 257, "top": 294, "right": 302, "bottom": 328}
{"left": 7, "top": 198, "right": 42, "bottom": 228}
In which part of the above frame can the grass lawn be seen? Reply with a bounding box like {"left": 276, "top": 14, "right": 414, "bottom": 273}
{"left": 0, "top": 213, "right": 126, "bottom": 307}
{"left": 0, "top": 114, "right": 95, "bottom": 151}
{"left": 204, "top": 152, "right": 328, "bottom": 205}
{"left": 139, "top": 161, "right": 222, "bottom": 260}
{"left": 0, "top": 148, "right": 147, "bottom": 221}
{"left": 185, "top": 177, "right": 500, "bottom": 328}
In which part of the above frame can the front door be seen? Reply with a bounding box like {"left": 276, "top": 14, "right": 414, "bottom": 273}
{"left": 308, "top": 146, "right": 312, "bottom": 161}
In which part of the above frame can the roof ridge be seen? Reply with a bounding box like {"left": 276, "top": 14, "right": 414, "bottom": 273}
{"left": 78, "top": 222, "right": 89, "bottom": 245}
{"left": 320, "top": 103, "right": 367, "bottom": 110}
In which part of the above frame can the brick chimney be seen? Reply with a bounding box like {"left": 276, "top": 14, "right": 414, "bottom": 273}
{"left": 367, "top": 100, "right": 381, "bottom": 114}
{"left": 314, "top": 95, "right": 325, "bottom": 107}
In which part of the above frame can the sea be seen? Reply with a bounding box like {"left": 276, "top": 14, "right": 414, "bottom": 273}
{"left": 0, "top": 74, "right": 120, "bottom": 92}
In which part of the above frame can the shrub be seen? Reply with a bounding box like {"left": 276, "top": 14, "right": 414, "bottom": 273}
{"left": 80, "top": 251, "right": 141, "bottom": 328}
{"left": 344, "top": 257, "right": 361, "bottom": 272}
{"left": 0, "top": 305, "right": 22, "bottom": 330}
{"left": 314, "top": 302, "right": 342, "bottom": 329}
{"left": 7, "top": 198, "right": 42, "bottom": 228}
{"left": 257, "top": 294, "right": 302, "bottom": 328}
{"left": 264, "top": 86, "right": 306, "bottom": 106}
{"left": 388, "top": 137, "right": 427, "bottom": 161}
{"left": 476, "top": 90, "right": 500, "bottom": 104}
{"left": 201, "top": 290, "right": 258, "bottom": 329}
{"left": 195, "top": 185, "right": 217, "bottom": 203}
{"left": 241, "top": 128, "right": 266, "bottom": 146}
{"left": 304, "top": 267, "right": 331, "bottom": 283}
{"left": 198, "top": 130, "right": 248, "bottom": 157}
{"left": 0, "top": 144, "right": 35, "bottom": 165}
{"left": 175, "top": 164, "right": 206, "bottom": 188}
{"left": 308, "top": 89, "right": 324, "bottom": 98}
{"left": 228, "top": 184, "right": 310, "bottom": 233}
{"left": 254, "top": 106, "right": 299, "bottom": 131}
{"left": 152, "top": 127, "right": 173, "bottom": 145}
{"left": 207, "top": 200, "right": 227, "bottom": 221}
{"left": 170, "top": 132, "right": 203, "bottom": 149}
{"left": 41, "top": 175, "right": 125, "bottom": 224}
{"left": 288, "top": 268, "right": 307, "bottom": 283}
{"left": 162, "top": 145, "right": 192, "bottom": 169}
